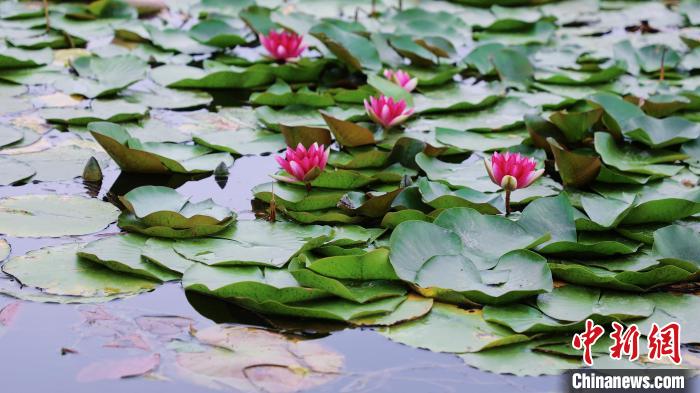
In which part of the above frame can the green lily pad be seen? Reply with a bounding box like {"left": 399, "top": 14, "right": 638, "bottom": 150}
{"left": 183, "top": 262, "right": 329, "bottom": 304}
{"left": 538, "top": 232, "right": 643, "bottom": 257}
{"left": 535, "top": 62, "right": 625, "bottom": 85}
{"left": 194, "top": 128, "right": 285, "bottom": 156}
{"left": 250, "top": 79, "right": 334, "bottom": 108}
{"left": 10, "top": 141, "right": 110, "bottom": 182}
{"left": 0, "top": 156, "right": 35, "bottom": 185}
{"left": 431, "top": 207, "right": 548, "bottom": 268}
{"left": 413, "top": 81, "right": 502, "bottom": 113}
{"left": 636, "top": 293, "right": 700, "bottom": 344}
{"left": 88, "top": 121, "right": 233, "bottom": 174}
{"left": 548, "top": 106, "right": 602, "bottom": 143}
{"left": 594, "top": 132, "right": 685, "bottom": 177}
{"left": 435, "top": 127, "right": 527, "bottom": 152}
{"left": 173, "top": 220, "right": 333, "bottom": 267}
{"left": 253, "top": 182, "right": 346, "bottom": 212}
{"left": 536, "top": 285, "right": 655, "bottom": 323}
{"left": 549, "top": 260, "right": 694, "bottom": 292}
{"left": 189, "top": 19, "right": 247, "bottom": 48}
{"left": 54, "top": 55, "right": 148, "bottom": 98}
{"left": 415, "top": 153, "right": 499, "bottom": 192}
{"left": 0, "top": 124, "right": 24, "bottom": 148}
{"left": 78, "top": 234, "right": 180, "bottom": 282}
{"left": 40, "top": 99, "right": 148, "bottom": 125}
{"left": 412, "top": 251, "right": 554, "bottom": 305}
{"left": 653, "top": 224, "right": 700, "bottom": 272}
{"left": 0, "top": 194, "right": 119, "bottom": 238}
{"left": 304, "top": 248, "right": 399, "bottom": 280}
{"left": 119, "top": 185, "right": 234, "bottom": 229}
{"left": 416, "top": 178, "right": 503, "bottom": 214}
{"left": 351, "top": 294, "right": 434, "bottom": 326}
{"left": 282, "top": 209, "right": 362, "bottom": 225}
{"left": 483, "top": 304, "right": 582, "bottom": 334}
{"left": 380, "top": 304, "right": 529, "bottom": 353}
{"left": 0, "top": 46, "right": 51, "bottom": 68}
{"left": 235, "top": 295, "right": 406, "bottom": 321}
{"left": 122, "top": 84, "right": 213, "bottom": 110}
{"left": 151, "top": 63, "right": 274, "bottom": 89}
{"left": 459, "top": 339, "right": 580, "bottom": 377}
{"left": 408, "top": 97, "right": 531, "bottom": 133}
{"left": 256, "top": 105, "right": 364, "bottom": 131}
{"left": 141, "top": 238, "right": 195, "bottom": 274}
{"left": 1, "top": 243, "right": 156, "bottom": 297}
{"left": 588, "top": 92, "right": 645, "bottom": 136}
{"left": 290, "top": 254, "right": 406, "bottom": 304}
{"left": 310, "top": 21, "right": 381, "bottom": 71}
{"left": 623, "top": 115, "right": 700, "bottom": 149}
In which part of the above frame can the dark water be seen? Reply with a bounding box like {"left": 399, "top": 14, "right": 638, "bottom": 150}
{"left": 0, "top": 154, "right": 560, "bottom": 393}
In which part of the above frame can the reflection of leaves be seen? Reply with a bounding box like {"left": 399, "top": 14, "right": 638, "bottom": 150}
{"left": 0, "top": 302, "right": 21, "bottom": 334}
{"left": 176, "top": 325, "right": 343, "bottom": 393}
{"left": 76, "top": 354, "right": 160, "bottom": 382}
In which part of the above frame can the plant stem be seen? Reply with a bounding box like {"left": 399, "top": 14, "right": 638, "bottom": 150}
{"left": 269, "top": 182, "right": 277, "bottom": 222}
{"left": 505, "top": 190, "right": 511, "bottom": 216}
{"left": 43, "top": 0, "right": 50, "bottom": 31}
{"left": 398, "top": 0, "right": 403, "bottom": 11}
{"left": 659, "top": 47, "right": 666, "bottom": 81}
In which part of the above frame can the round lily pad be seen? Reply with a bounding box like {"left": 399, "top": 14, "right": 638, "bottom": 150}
{"left": 0, "top": 194, "right": 120, "bottom": 237}
{"left": 0, "top": 156, "right": 35, "bottom": 185}
{"left": 2, "top": 243, "right": 157, "bottom": 297}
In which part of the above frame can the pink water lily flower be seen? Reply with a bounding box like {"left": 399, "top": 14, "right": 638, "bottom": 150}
{"left": 384, "top": 69, "right": 418, "bottom": 92}
{"left": 485, "top": 152, "right": 544, "bottom": 214}
{"left": 364, "top": 95, "right": 414, "bottom": 129}
{"left": 275, "top": 142, "right": 330, "bottom": 184}
{"left": 260, "top": 29, "right": 306, "bottom": 61}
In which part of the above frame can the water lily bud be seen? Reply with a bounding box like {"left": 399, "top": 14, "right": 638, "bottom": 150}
{"left": 82, "top": 156, "right": 103, "bottom": 182}
{"left": 500, "top": 175, "right": 518, "bottom": 191}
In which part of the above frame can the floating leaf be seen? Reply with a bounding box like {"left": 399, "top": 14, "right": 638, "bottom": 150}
{"left": 0, "top": 194, "right": 119, "bottom": 237}
{"left": 173, "top": 220, "right": 332, "bottom": 267}
{"left": 78, "top": 234, "right": 180, "bottom": 282}
{"left": 536, "top": 285, "right": 655, "bottom": 323}
{"left": 459, "top": 339, "right": 579, "bottom": 377}
{"left": 0, "top": 156, "right": 35, "bottom": 185}
{"left": 183, "top": 262, "right": 329, "bottom": 304}
{"left": 119, "top": 185, "right": 235, "bottom": 230}
{"left": 594, "top": 132, "right": 685, "bottom": 177}
{"left": 380, "top": 304, "right": 529, "bottom": 353}
{"left": 89, "top": 121, "right": 233, "bottom": 174}
{"left": 310, "top": 22, "right": 381, "bottom": 71}
{"left": 623, "top": 115, "right": 700, "bottom": 149}
{"left": 253, "top": 182, "right": 346, "bottom": 212}
{"left": 351, "top": 294, "right": 433, "bottom": 326}
{"left": 653, "top": 224, "right": 700, "bottom": 272}
{"left": 1, "top": 243, "right": 156, "bottom": 297}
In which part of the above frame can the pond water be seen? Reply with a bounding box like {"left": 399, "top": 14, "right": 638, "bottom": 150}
{"left": 0, "top": 153, "right": 559, "bottom": 392}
